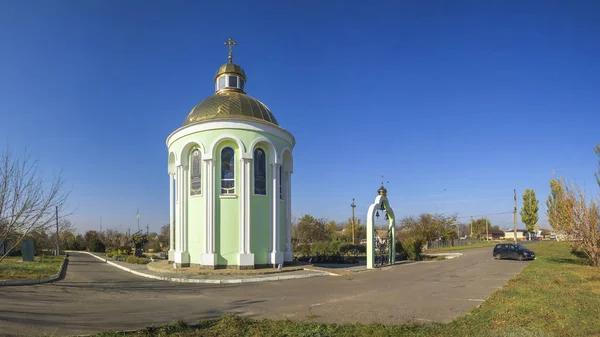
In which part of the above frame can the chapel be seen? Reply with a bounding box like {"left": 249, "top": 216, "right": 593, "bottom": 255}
{"left": 166, "top": 38, "right": 295, "bottom": 268}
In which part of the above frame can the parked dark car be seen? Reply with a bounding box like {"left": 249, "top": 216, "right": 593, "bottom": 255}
{"left": 493, "top": 244, "right": 535, "bottom": 261}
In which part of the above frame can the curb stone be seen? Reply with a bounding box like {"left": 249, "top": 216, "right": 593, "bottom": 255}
{"left": 79, "top": 251, "right": 330, "bottom": 284}
{"left": 0, "top": 256, "right": 69, "bottom": 286}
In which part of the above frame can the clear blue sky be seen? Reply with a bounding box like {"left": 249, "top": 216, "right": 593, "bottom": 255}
{"left": 1, "top": 1, "right": 598, "bottom": 233}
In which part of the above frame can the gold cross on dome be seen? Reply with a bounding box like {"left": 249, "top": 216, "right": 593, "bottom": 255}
{"left": 224, "top": 37, "right": 237, "bottom": 63}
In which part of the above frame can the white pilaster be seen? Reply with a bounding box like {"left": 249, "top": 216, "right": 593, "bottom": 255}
{"left": 245, "top": 159, "right": 251, "bottom": 254}
{"left": 174, "top": 165, "right": 190, "bottom": 266}
{"left": 284, "top": 170, "right": 293, "bottom": 262}
{"left": 201, "top": 157, "right": 217, "bottom": 266}
{"left": 238, "top": 157, "right": 254, "bottom": 267}
{"left": 168, "top": 173, "right": 175, "bottom": 262}
{"left": 270, "top": 163, "right": 283, "bottom": 266}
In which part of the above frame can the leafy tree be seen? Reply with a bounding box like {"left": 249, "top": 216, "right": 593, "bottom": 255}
{"left": 158, "top": 224, "right": 170, "bottom": 249}
{"left": 325, "top": 220, "right": 338, "bottom": 239}
{"left": 546, "top": 179, "right": 572, "bottom": 234}
{"left": 520, "top": 189, "right": 539, "bottom": 234}
{"left": 293, "top": 215, "right": 329, "bottom": 245}
{"left": 84, "top": 230, "right": 105, "bottom": 252}
{"left": 400, "top": 213, "right": 458, "bottom": 241}
{"left": 547, "top": 175, "right": 600, "bottom": 267}
{"left": 469, "top": 218, "right": 492, "bottom": 238}
{"left": 342, "top": 218, "right": 365, "bottom": 243}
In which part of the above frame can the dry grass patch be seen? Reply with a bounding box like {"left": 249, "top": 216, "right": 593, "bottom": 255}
{"left": 0, "top": 255, "right": 64, "bottom": 280}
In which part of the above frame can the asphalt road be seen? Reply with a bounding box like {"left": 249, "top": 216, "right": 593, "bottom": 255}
{"left": 0, "top": 247, "right": 530, "bottom": 336}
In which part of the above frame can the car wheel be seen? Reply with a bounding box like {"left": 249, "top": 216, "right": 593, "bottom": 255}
{"left": 517, "top": 255, "right": 524, "bottom": 261}
{"left": 495, "top": 253, "right": 502, "bottom": 260}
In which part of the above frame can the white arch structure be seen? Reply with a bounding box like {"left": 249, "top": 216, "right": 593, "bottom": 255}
{"left": 366, "top": 190, "right": 396, "bottom": 269}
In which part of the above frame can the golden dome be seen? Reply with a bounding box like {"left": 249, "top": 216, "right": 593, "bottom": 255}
{"left": 378, "top": 185, "right": 387, "bottom": 196}
{"left": 182, "top": 90, "right": 278, "bottom": 126}
{"left": 214, "top": 63, "right": 246, "bottom": 81}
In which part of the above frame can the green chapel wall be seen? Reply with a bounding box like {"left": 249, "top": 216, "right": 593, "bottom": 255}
{"left": 187, "top": 194, "right": 204, "bottom": 265}
{"left": 250, "top": 147, "right": 271, "bottom": 265}
{"left": 214, "top": 140, "right": 240, "bottom": 266}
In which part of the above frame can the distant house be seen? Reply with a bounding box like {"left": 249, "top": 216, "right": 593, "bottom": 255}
{"left": 503, "top": 229, "right": 528, "bottom": 240}
{"left": 481, "top": 229, "right": 505, "bottom": 240}
{"left": 0, "top": 240, "right": 9, "bottom": 255}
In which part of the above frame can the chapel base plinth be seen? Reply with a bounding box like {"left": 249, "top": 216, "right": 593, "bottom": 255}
{"left": 284, "top": 250, "right": 293, "bottom": 263}
{"left": 174, "top": 251, "right": 190, "bottom": 267}
{"left": 269, "top": 252, "right": 284, "bottom": 267}
{"left": 168, "top": 250, "right": 175, "bottom": 264}
{"left": 200, "top": 253, "right": 217, "bottom": 267}
{"left": 238, "top": 253, "right": 255, "bottom": 268}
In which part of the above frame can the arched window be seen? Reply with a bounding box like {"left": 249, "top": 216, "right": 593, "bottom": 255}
{"left": 279, "top": 166, "right": 283, "bottom": 200}
{"left": 221, "top": 147, "right": 235, "bottom": 194}
{"left": 254, "top": 148, "right": 266, "bottom": 195}
{"left": 190, "top": 149, "right": 201, "bottom": 195}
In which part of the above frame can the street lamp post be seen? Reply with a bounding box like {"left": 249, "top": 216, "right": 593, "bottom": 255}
{"left": 351, "top": 198, "right": 356, "bottom": 244}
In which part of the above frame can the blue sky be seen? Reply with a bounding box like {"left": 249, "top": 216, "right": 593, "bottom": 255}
{"left": 1, "top": 1, "right": 598, "bottom": 233}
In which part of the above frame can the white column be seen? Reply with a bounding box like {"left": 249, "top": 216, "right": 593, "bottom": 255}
{"left": 169, "top": 173, "right": 174, "bottom": 248}
{"left": 174, "top": 165, "right": 190, "bottom": 266}
{"left": 245, "top": 159, "right": 251, "bottom": 254}
{"left": 239, "top": 158, "right": 246, "bottom": 253}
{"left": 270, "top": 163, "right": 282, "bottom": 266}
{"left": 168, "top": 173, "right": 175, "bottom": 262}
{"left": 201, "top": 158, "right": 217, "bottom": 266}
{"left": 203, "top": 160, "right": 210, "bottom": 254}
{"left": 182, "top": 165, "right": 188, "bottom": 252}
{"left": 176, "top": 165, "right": 183, "bottom": 252}
{"left": 284, "top": 171, "right": 293, "bottom": 262}
{"left": 238, "top": 158, "right": 254, "bottom": 267}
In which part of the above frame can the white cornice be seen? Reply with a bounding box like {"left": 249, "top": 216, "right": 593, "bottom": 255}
{"left": 166, "top": 119, "right": 295, "bottom": 149}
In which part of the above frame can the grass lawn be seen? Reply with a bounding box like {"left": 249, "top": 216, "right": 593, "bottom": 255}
{"left": 0, "top": 255, "right": 64, "bottom": 280}
{"left": 92, "top": 242, "right": 600, "bottom": 337}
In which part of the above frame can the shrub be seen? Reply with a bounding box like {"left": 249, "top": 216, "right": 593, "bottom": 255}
{"left": 402, "top": 237, "right": 426, "bottom": 260}
{"left": 295, "top": 244, "right": 311, "bottom": 257}
{"left": 87, "top": 237, "right": 105, "bottom": 253}
{"left": 395, "top": 239, "right": 408, "bottom": 260}
{"left": 106, "top": 252, "right": 114, "bottom": 258}
{"left": 125, "top": 256, "right": 150, "bottom": 264}
{"left": 115, "top": 255, "right": 127, "bottom": 262}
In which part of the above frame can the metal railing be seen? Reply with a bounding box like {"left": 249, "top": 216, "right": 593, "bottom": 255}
{"left": 426, "top": 238, "right": 485, "bottom": 250}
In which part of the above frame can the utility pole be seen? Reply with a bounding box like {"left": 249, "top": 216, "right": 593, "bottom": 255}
{"left": 470, "top": 216, "right": 473, "bottom": 238}
{"left": 485, "top": 217, "right": 489, "bottom": 242}
{"left": 351, "top": 198, "right": 356, "bottom": 244}
{"left": 55, "top": 206, "right": 59, "bottom": 256}
{"left": 513, "top": 189, "right": 517, "bottom": 244}
{"left": 146, "top": 224, "right": 149, "bottom": 235}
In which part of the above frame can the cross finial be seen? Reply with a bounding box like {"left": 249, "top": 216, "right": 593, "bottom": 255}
{"left": 224, "top": 37, "right": 237, "bottom": 64}
{"left": 381, "top": 175, "right": 385, "bottom": 186}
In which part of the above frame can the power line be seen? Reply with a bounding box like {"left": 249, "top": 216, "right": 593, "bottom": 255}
{"left": 456, "top": 211, "right": 513, "bottom": 219}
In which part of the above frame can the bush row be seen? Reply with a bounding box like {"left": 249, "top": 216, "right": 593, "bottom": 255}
{"left": 125, "top": 256, "right": 150, "bottom": 264}
{"left": 295, "top": 242, "right": 366, "bottom": 264}
{"left": 106, "top": 248, "right": 130, "bottom": 258}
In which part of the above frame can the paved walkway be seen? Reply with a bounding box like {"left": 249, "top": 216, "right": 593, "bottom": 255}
{"left": 84, "top": 252, "right": 328, "bottom": 283}
{"left": 0, "top": 247, "right": 531, "bottom": 336}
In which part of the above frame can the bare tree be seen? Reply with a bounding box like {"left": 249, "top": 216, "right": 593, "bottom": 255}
{"left": 0, "top": 148, "right": 69, "bottom": 262}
